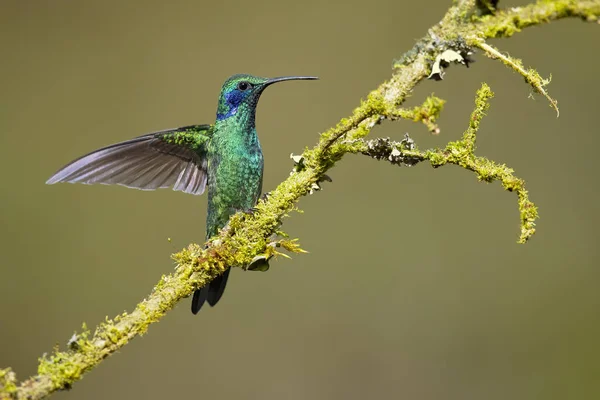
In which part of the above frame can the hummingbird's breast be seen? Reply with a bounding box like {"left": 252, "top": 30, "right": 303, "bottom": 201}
{"left": 205, "top": 133, "right": 264, "bottom": 238}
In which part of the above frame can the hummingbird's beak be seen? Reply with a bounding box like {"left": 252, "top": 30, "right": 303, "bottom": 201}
{"left": 263, "top": 76, "right": 319, "bottom": 87}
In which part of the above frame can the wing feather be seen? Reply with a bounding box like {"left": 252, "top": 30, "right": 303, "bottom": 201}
{"left": 46, "top": 125, "right": 211, "bottom": 195}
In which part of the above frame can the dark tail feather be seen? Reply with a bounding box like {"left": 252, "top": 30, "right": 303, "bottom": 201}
{"left": 207, "top": 268, "right": 231, "bottom": 307}
{"left": 190, "top": 268, "right": 231, "bottom": 314}
{"left": 191, "top": 287, "right": 209, "bottom": 314}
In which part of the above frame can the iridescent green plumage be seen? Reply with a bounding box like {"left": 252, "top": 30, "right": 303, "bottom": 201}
{"left": 46, "top": 74, "right": 317, "bottom": 314}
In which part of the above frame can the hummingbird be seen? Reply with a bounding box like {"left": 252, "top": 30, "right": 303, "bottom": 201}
{"left": 46, "top": 74, "right": 318, "bottom": 314}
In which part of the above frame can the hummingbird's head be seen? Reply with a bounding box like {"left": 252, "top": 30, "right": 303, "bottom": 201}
{"left": 216, "top": 74, "right": 318, "bottom": 121}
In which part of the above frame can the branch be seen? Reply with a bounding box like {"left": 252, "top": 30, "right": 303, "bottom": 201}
{"left": 2, "top": 1, "right": 598, "bottom": 399}
{"left": 346, "top": 84, "right": 538, "bottom": 243}
{"left": 474, "top": 40, "right": 559, "bottom": 115}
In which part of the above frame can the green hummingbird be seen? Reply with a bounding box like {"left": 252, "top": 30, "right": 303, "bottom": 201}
{"left": 46, "top": 74, "right": 318, "bottom": 314}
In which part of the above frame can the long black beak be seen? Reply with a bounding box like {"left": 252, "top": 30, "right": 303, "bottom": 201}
{"left": 264, "top": 76, "right": 319, "bottom": 87}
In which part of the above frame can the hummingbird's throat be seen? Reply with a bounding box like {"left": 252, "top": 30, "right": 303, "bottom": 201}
{"left": 216, "top": 91, "right": 261, "bottom": 122}
{"left": 215, "top": 102, "right": 258, "bottom": 131}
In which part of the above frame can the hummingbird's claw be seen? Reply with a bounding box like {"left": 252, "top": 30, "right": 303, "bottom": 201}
{"left": 245, "top": 206, "right": 260, "bottom": 216}
{"left": 260, "top": 192, "right": 271, "bottom": 202}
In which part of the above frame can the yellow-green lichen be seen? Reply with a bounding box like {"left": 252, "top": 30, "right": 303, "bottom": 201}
{"left": 478, "top": 0, "right": 600, "bottom": 39}
{"left": 395, "top": 94, "right": 446, "bottom": 134}
{"left": 0, "top": 368, "right": 17, "bottom": 394}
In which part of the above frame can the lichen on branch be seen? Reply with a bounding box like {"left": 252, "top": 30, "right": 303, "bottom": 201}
{"left": 393, "top": 94, "right": 446, "bottom": 134}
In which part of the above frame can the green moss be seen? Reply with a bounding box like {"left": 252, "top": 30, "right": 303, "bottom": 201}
{"left": 0, "top": 368, "right": 17, "bottom": 394}
{"left": 479, "top": 0, "right": 600, "bottom": 38}
{"left": 395, "top": 94, "right": 446, "bottom": 133}
{"left": 38, "top": 352, "right": 85, "bottom": 389}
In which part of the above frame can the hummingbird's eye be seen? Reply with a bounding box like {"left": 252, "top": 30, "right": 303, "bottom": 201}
{"left": 237, "top": 81, "right": 252, "bottom": 91}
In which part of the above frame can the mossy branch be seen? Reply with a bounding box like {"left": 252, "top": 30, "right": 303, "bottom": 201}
{"left": 346, "top": 84, "right": 537, "bottom": 243}
{"left": 2, "top": 1, "right": 598, "bottom": 399}
{"left": 473, "top": 40, "right": 559, "bottom": 115}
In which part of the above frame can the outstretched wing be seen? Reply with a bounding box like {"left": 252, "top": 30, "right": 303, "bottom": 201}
{"left": 46, "top": 125, "right": 211, "bottom": 195}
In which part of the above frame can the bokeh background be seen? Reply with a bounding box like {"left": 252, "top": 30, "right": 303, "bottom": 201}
{"left": 1, "top": 0, "right": 598, "bottom": 399}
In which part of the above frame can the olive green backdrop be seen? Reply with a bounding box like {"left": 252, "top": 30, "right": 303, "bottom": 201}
{"left": 1, "top": 0, "right": 598, "bottom": 399}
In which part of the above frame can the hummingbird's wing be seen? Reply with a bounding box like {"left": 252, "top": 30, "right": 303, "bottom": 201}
{"left": 46, "top": 125, "right": 211, "bottom": 195}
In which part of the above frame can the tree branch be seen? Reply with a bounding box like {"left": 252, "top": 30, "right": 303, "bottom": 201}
{"left": 345, "top": 84, "right": 538, "bottom": 243}
{"left": 2, "top": 1, "right": 598, "bottom": 399}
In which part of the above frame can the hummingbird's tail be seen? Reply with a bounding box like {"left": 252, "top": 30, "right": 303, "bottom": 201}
{"left": 191, "top": 268, "right": 231, "bottom": 314}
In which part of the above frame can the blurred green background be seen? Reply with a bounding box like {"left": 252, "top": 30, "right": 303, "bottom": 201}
{"left": 1, "top": 0, "right": 598, "bottom": 399}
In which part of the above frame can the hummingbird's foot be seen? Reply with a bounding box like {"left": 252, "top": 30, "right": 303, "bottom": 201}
{"left": 260, "top": 192, "right": 271, "bottom": 202}
{"left": 243, "top": 207, "right": 258, "bottom": 217}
